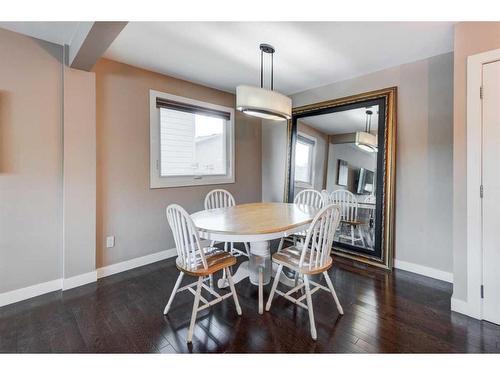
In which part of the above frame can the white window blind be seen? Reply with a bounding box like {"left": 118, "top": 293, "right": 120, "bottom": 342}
{"left": 159, "top": 109, "right": 227, "bottom": 177}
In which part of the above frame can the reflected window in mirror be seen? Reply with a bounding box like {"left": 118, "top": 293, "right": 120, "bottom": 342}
{"left": 294, "top": 134, "right": 315, "bottom": 188}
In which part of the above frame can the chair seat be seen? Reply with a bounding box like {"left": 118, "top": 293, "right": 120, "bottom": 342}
{"left": 341, "top": 219, "right": 365, "bottom": 226}
{"left": 272, "top": 246, "right": 332, "bottom": 275}
{"left": 176, "top": 248, "right": 237, "bottom": 276}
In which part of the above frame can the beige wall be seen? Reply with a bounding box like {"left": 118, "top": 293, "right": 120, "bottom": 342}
{"left": 452, "top": 22, "right": 500, "bottom": 301}
{"left": 263, "top": 52, "right": 454, "bottom": 274}
{"left": 0, "top": 29, "right": 63, "bottom": 293}
{"left": 93, "top": 59, "right": 262, "bottom": 268}
{"left": 63, "top": 67, "right": 97, "bottom": 279}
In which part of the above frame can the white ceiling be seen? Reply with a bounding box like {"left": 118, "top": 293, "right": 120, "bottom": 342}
{"left": 0, "top": 21, "right": 80, "bottom": 45}
{"left": 299, "top": 105, "right": 379, "bottom": 135}
{"left": 0, "top": 21, "right": 455, "bottom": 96}
{"left": 104, "top": 22, "right": 454, "bottom": 95}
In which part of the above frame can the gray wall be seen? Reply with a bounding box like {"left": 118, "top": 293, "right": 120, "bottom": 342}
{"left": 326, "top": 143, "right": 377, "bottom": 195}
{"left": 261, "top": 120, "right": 288, "bottom": 202}
{"left": 262, "top": 52, "right": 454, "bottom": 273}
{"left": 0, "top": 29, "right": 63, "bottom": 292}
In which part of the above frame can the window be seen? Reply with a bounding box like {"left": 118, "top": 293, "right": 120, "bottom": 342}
{"left": 150, "top": 90, "right": 235, "bottom": 188}
{"left": 295, "top": 133, "right": 315, "bottom": 187}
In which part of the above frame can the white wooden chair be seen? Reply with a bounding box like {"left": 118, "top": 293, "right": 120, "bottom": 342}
{"left": 294, "top": 188, "right": 324, "bottom": 208}
{"left": 204, "top": 189, "right": 250, "bottom": 258}
{"left": 277, "top": 189, "right": 324, "bottom": 251}
{"left": 330, "top": 189, "right": 365, "bottom": 247}
{"left": 164, "top": 204, "right": 242, "bottom": 343}
{"left": 265, "top": 204, "right": 344, "bottom": 340}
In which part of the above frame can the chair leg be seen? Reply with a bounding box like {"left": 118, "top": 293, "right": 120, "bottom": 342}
{"left": 225, "top": 268, "right": 242, "bottom": 315}
{"left": 164, "top": 272, "right": 184, "bottom": 315}
{"left": 323, "top": 271, "right": 344, "bottom": 315}
{"left": 243, "top": 242, "right": 250, "bottom": 257}
{"left": 208, "top": 274, "right": 214, "bottom": 290}
{"left": 277, "top": 237, "right": 284, "bottom": 252}
{"left": 358, "top": 226, "right": 366, "bottom": 247}
{"left": 258, "top": 267, "right": 264, "bottom": 314}
{"left": 266, "top": 264, "right": 283, "bottom": 311}
{"left": 221, "top": 242, "right": 229, "bottom": 279}
{"left": 294, "top": 272, "right": 304, "bottom": 294}
{"left": 187, "top": 276, "right": 203, "bottom": 343}
{"left": 350, "top": 225, "right": 355, "bottom": 245}
{"left": 303, "top": 275, "right": 317, "bottom": 340}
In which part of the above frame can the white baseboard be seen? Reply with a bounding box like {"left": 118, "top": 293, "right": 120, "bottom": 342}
{"left": 451, "top": 297, "right": 482, "bottom": 319}
{"left": 96, "top": 248, "right": 177, "bottom": 279}
{"left": 0, "top": 278, "right": 62, "bottom": 308}
{"left": 62, "top": 271, "right": 97, "bottom": 291}
{"left": 394, "top": 259, "right": 453, "bottom": 283}
{"left": 0, "top": 249, "right": 177, "bottom": 308}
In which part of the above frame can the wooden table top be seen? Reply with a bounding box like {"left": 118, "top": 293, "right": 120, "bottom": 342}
{"left": 191, "top": 202, "right": 319, "bottom": 235}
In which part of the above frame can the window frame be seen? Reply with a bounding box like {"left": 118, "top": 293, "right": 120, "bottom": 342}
{"left": 294, "top": 132, "right": 316, "bottom": 189}
{"left": 149, "top": 89, "right": 235, "bottom": 188}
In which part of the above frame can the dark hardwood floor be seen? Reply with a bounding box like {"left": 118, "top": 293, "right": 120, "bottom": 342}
{"left": 1, "top": 248, "right": 499, "bottom": 353}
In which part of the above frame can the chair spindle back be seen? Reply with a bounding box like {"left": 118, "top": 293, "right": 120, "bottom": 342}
{"left": 321, "top": 189, "right": 331, "bottom": 206}
{"left": 204, "top": 189, "right": 236, "bottom": 210}
{"left": 294, "top": 189, "right": 324, "bottom": 209}
{"left": 166, "top": 204, "right": 206, "bottom": 271}
{"left": 299, "top": 204, "right": 342, "bottom": 270}
{"left": 330, "top": 189, "right": 358, "bottom": 222}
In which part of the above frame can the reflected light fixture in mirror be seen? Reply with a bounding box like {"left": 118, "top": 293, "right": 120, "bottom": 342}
{"left": 355, "top": 109, "right": 378, "bottom": 153}
{"left": 236, "top": 44, "right": 292, "bottom": 121}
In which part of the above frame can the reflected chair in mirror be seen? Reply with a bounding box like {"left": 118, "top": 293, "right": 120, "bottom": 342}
{"left": 330, "top": 189, "right": 366, "bottom": 247}
{"left": 265, "top": 204, "right": 344, "bottom": 340}
{"left": 204, "top": 189, "right": 250, "bottom": 259}
{"left": 364, "top": 194, "right": 376, "bottom": 248}
{"left": 277, "top": 189, "right": 324, "bottom": 252}
{"left": 164, "top": 204, "right": 242, "bottom": 343}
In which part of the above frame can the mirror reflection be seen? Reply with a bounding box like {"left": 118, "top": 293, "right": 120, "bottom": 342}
{"left": 293, "top": 105, "right": 379, "bottom": 253}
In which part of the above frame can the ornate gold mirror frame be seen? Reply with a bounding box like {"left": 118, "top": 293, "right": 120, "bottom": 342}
{"left": 284, "top": 87, "right": 397, "bottom": 269}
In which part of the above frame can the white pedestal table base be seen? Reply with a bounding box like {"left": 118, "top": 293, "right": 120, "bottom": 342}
{"left": 217, "top": 240, "right": 296, "bottom": 314}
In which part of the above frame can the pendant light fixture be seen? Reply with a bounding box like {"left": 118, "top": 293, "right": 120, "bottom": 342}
{"left": 355, "top": 109, "right": 378, "bottom": 153}
{"left": 236, "top": 43, "right": 292, "bottom": 121}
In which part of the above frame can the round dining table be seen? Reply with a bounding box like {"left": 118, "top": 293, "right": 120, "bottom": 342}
{"left": 191, "top": 202, "right": 319, "bottom": 314}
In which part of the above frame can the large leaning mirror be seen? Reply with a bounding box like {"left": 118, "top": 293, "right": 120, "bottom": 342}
{"left": 285, "top": 87, "right": 397, "bottom": 269}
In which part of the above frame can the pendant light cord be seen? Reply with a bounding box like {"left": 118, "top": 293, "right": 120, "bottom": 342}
{"left": 365, "top": 110, "right": 373, "bottom": 133}
{"left": 259, "top": 44, "right": 275, "bottom": 90}
{"left": 271, "top": 53, "right": 274, "bottom": 90}
{"left": 260, "top": 49, "right": 263, "bottom": 88}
